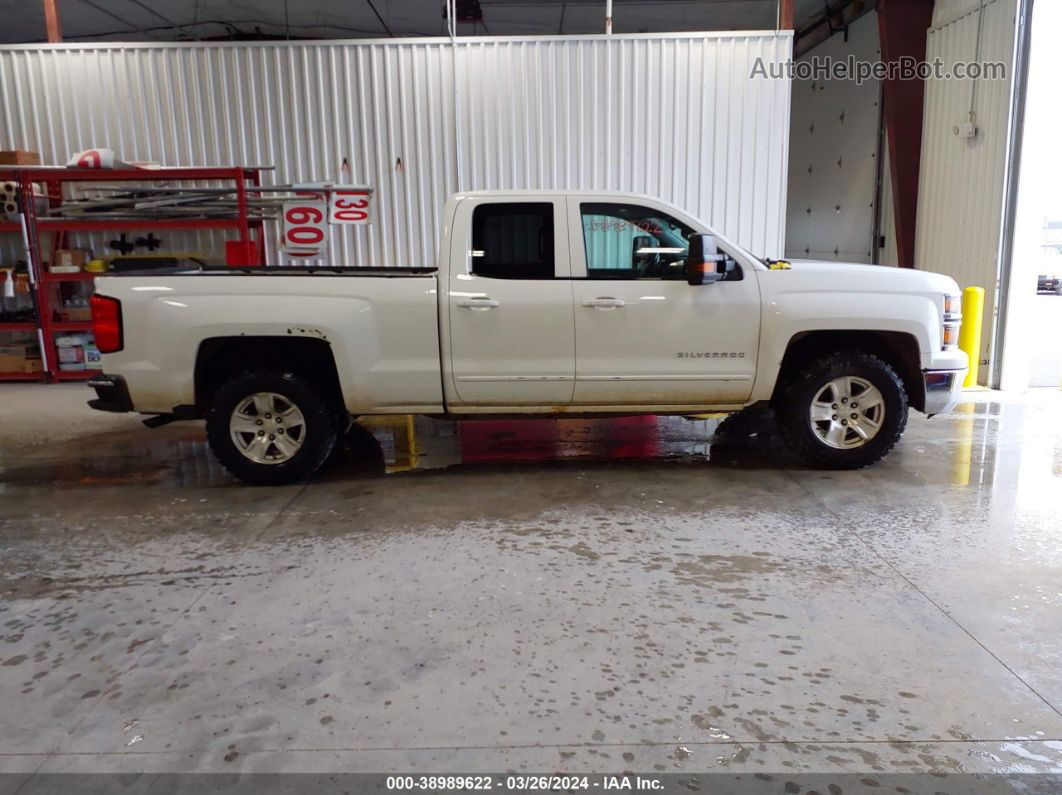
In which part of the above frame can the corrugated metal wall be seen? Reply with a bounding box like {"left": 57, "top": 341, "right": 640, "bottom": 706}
{"left": 915, "top": 0, "right": 1018, "bottom": 380}
{"left": 0, "top": 32, "right": 792, "bottom": 268}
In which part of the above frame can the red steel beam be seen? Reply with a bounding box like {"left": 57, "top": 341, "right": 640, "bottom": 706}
{"left": 43, "top": 0, "right": 62, "bottom": 42}
{"left": 878, "top": 0, "right": 934, "bottom": 268}
{"left": 778, "top": 0, "right": 795, "bottom": 30}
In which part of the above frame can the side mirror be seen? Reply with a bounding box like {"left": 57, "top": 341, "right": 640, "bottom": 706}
{"left": 631, "top": 235, "right": 654, "bottom": 265}
{"left": 686, "top": 234, "right": 732, "bottom": 285}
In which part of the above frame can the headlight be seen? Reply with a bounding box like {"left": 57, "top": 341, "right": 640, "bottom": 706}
{"left": 943, "top": 294, "right": 961, "bottom": 318}
{"left": 942, "top": 293, "right": 962, "bottom": 350}
{"left": 942, "top": 324, "right": 960, "bottom": 348}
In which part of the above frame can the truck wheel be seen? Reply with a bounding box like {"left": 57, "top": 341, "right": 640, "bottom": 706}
{"left": 777, "top": 352, "right": 908, "bottom": 469}
{"left": 206, "top": 370, "right": 338, "bottom": 485}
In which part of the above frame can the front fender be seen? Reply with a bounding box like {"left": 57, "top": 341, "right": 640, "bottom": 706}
{"left": 749, "top": 290, "right": 940, "bottom": 403}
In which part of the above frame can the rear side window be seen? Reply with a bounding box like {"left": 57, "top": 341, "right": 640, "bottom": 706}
{"left": 471, "top": 202, "right": 555, "bottom": 279}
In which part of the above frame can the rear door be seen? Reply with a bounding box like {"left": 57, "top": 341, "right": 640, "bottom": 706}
{"left": 446, "top": 197, "right": 575, "bottom": 406}
{"left": 567, "top": 196, "right": 760, "bottom": 406}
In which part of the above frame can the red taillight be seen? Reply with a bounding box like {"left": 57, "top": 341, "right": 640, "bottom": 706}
{"left": 90, "top": 294, "right": 123, "bottom": 353}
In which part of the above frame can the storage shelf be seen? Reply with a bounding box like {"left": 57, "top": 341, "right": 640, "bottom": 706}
{"left": 1, "top": 164, "right": 266, "bottom": 383}
{"left": 51, "top": 321, "right": 94, "bottom": 332}
{"left": 44, "top": 271, "right": 97, "bottom": 282}
{"left": 37, "top": 218, "right": 243, "bottom": 232}
{"left": 55, "top": 369, "right": 102, "bottom": 380}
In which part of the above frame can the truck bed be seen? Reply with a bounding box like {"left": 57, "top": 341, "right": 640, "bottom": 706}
{"left": 93, "top": 269, "right": 444, "bottom": 414}
{"left": 101, "top": 265, "right": 439, "bottom": 278}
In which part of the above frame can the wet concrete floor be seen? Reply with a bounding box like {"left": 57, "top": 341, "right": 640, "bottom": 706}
{"left": 0, "top": 385, "right": 1061, "bottom": 790}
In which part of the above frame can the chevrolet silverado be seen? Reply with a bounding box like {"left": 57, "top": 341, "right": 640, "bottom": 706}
{"left": 87, "top": 191, "right": 967, "bottom": 483}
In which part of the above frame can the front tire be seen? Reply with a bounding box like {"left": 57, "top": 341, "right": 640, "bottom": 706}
{"left": 777, "top": 351, "right": 908, "bottom": 469}
{"left": 206, "top": 370, "right": 339, "bottom": 485}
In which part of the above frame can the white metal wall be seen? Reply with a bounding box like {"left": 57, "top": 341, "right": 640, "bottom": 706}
{"left": 785, "top": 12, "right": 882, "bottom": 263}
{"left": 915, "top": 0, "right": 1018, "bottom": 381}
{"left": 0, "top": 32, "right": 792, "bottom": 268}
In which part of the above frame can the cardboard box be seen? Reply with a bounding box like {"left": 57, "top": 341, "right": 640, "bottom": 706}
{"left": 0, "top": 343, "right": 42, "bottom": 373}
{"left": 53, "top": 249, "right": 93, "bottom": 270}
{"left": 58, "top": 307, "right": 93, "bottom": 322}
{"left": 0, "top": 150, "right": 41, "bottom": 166}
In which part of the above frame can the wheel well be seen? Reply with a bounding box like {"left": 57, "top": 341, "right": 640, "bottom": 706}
{"left": 195, "top": 337, "right": 344, "bottom": 415}
{"left": 772, "top": 330, "right": 925, "bottom": 411}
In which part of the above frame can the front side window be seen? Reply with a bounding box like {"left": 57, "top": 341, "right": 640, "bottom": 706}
{"left": 580, "top": 202, "right": 693, "bottom": 280}
{"left": 471, "top": 202, "right": 555, "bottom": 279}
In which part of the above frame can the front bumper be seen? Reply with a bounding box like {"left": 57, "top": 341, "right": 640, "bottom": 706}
{"left": 87, "top": 374, "right": 134, "bottom": 413}
{"left": 922, "top": 369, "right": 965, "bottom": 416}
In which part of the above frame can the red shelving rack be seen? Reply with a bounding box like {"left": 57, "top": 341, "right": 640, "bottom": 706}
{"left": 1, "top": 166, "right": 266, "bottom": 383}
{"left": 0, "top": 210, "right": 45, "bottom": 381}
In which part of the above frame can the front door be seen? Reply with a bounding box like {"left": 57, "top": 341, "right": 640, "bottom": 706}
{"left": 446, "top": 197, "right": 575, "bottom": 406}
{"left": 567, "top": 197, "right": 760, "bottom": 407}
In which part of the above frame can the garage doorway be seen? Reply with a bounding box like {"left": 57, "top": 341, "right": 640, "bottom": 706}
{"left": 996, "top": 0, "right": 1062, "bottom": 391}
{"left": 1029, "top": 221, "right": 1062, "bottom": 387}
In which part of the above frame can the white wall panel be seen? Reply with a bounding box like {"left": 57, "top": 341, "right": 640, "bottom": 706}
{"left": 0, "top": 32, "right": 791, "bottom": 268}
{"left": 915, "top": 0, "right": 1018, "bottom": 381}
{"left": 785, "top": 12, "right": 881, "bottom": 263}
{"left": 455, "top": 35, "right": 792, "bottom": 258}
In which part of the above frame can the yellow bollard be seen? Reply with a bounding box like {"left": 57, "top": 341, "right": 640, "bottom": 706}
{"left": 959, "top": 286, "right": 985, "bottom": 388}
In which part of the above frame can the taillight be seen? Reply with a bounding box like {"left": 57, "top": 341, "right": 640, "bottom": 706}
{"left": 90, "top": 294, "right": 123, "bottom": 353}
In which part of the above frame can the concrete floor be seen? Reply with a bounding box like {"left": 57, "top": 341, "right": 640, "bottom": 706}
{"left": 1, "top": 384, "right": 1061, "bottom": 792}
{"left": 1030, "top": 294, "right": 1062, "bottom": 387}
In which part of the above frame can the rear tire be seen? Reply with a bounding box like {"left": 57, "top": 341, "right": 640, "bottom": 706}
{"left": 206, "top": 370, "right": 338, "bottom": 485}
{"left": 777, "top": 351, "right": 908, "bottom": 469}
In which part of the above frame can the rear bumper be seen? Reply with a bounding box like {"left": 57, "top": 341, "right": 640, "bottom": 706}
{"left": 922, "top": 369, "right": 965, "bottom": 416}
{"left": 86, "top": 374, "right": 134, "bottom": 413}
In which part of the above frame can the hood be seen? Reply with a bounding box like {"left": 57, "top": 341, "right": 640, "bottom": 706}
{"left": 778, "top": 259, "right": 960, "bottom": 296}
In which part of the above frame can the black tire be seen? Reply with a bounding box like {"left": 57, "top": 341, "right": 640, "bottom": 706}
{"left": 206, "top": 370, "right": 339, "bottom": 485}
{"left": 776, "top": 351, "right": 908, "bottom": 469}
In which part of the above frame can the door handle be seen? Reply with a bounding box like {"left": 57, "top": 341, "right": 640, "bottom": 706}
{"left": 456, "top": 297, "right": 500, "bottom": 309}
{"left": 582, "top": 297, "right": 626, "bottom": 309}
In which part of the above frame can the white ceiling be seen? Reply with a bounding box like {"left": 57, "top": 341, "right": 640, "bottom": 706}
{"left": 0, "top": 0, "right": 829, "bottom": 43}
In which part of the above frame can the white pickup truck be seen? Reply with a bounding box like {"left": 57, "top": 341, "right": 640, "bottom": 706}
{"left": 87, "top": 191, "right": 966, "bottom": 484}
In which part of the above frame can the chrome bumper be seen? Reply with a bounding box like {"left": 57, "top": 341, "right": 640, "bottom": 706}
{"left": 922, "top": 369, "right": 965, "bottom": 416}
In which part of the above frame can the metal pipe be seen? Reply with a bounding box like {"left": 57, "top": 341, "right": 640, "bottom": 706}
{"left": 777, "top": 0, "right": 794, "bottom": 30}
{"left": 605, "top": 0, "right": 612, "bottom": 34}
{"left": 968, "top": 0, "right": 987, "bottom": 122}
{"left": 43, "top": 0, "right": 61, "bottom": 42}
{"left": 871, "top": 78, "right": 887, "bottom": 265}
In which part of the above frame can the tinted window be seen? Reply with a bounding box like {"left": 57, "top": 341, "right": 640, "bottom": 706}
{"left": 471, "top": 203, "right": 555, "bottom": 279}
{"left": 581, "top": 202, "right": 693, "bottom": 280}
